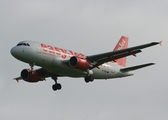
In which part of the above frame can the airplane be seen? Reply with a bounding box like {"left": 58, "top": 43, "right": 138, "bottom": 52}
{"left": 10, "top": 36, "right": 162, "bottom": 91}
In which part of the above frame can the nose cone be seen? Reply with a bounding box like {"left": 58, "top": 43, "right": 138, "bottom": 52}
{"left": 10, "top": 47, "right": 17, "bottom": 57}
{"left": 10, "top": 46, "right": 21, "bottom": 59}
{"left": 10, "top": 45, "right": 34, "bottom": 63}
{"left": 10, "top": 43, "right": 34, "bottom": 64}
{"left": 10, "top": 46, "right": 27, "bottom": 62}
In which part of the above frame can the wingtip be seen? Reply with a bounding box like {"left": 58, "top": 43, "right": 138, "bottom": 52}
{"left": 151, "top": 63, "right": 155, "bottom": 65}
{"left": 146, "top": 63, "right": 155, "bottom": 66}
{"left": 159, "top": 41, "right": 162, "bottom": 46}
{"left": 13, "top": 78, "right": 19, "bottom": 83}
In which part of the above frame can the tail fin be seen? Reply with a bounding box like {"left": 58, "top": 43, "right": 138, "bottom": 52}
{"left": 113, "top": 36, "right": 128, "bottom": 67}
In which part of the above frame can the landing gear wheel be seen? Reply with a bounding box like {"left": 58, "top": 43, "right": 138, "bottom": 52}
{"left": 51, "top": 76, "right": 62, "bottom": 91}
{"left": 52, "top": 84, "right": 57, "bottom": 91}
{"left": 89, "top": 75, "right": 94, "bottom": 82}
{"left": 52, "top": 83, "right": 62, "bottom": 91}
{"left": 85, "top": 77, "right": 90, "bottom": 83}
{"left": 84, "top": 75, "right": 94, "bottom": 83}
{"left": 57, "top": 83, "right": 62, "bottom": 90}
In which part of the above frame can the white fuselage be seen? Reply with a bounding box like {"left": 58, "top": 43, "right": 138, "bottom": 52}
{"left": 11, "top": 41, "right": 133, "bottom": 80}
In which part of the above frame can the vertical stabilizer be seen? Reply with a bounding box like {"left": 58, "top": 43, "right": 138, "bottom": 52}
{"left": 113, "top": 36, "right": 129, "bottom": 67}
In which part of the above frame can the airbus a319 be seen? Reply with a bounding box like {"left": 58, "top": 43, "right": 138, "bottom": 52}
{"left": 10, "top": 36, "right": 161, "bottom": 91}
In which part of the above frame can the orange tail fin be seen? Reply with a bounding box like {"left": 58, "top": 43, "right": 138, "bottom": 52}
{"left": 113, "top": 36, "right": 129, "bottom": 67}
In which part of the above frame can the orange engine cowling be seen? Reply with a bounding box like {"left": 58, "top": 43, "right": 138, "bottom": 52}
{"left": 69, "top": 56, "right": 90, "bottom": 70}
{"left": 20, "top": 69, "right": 44, "bottom": 82}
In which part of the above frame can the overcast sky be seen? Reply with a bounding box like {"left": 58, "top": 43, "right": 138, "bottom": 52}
{"left": 0, "top": 0, "right": 168, "bottom": 120}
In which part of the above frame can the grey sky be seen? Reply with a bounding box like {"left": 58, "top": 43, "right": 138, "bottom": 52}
{"left": 0, "top": 0, "right": 167, "bottom": 120}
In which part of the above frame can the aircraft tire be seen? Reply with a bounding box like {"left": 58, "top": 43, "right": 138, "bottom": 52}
{"left": 52, "top": 84, "right": 57, "bottom": 91}
{"left": 85, "top": 75, "right": 94, "bottom": 83}
{"left": 89, "top": 75, "right": 94, "bottom": 82}
{"left": 52, "top": 83, "right": 62, "bottom": 91}
{"left": 57, "top": 83, "right": 62, "bottom": 90}
{"left": 84, "top": 77, "right": 89, "bottom": 83}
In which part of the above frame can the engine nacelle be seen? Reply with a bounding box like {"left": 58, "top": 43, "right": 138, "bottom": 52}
{"left": 69, "top": 56, "right": 90, "bottom": 70}
{"left": 21, "top": 69, "right": 43, "bottom": 83}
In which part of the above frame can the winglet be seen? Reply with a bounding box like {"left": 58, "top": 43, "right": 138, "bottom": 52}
{"left": 159, "top": 41, "right": 162, "bottom": 46}
{"left": 13, "top": 78, "right": 19, "bottom": 83}
{"left": 13, "top": 77, "right": 22, "bottom": 83}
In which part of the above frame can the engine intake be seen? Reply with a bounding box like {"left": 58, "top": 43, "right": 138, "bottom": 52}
{"left": 69, "top": 56, "right": 90, "bottom": 70}
{"left": 21, "top": 69, "right": 30, "bottom": 80}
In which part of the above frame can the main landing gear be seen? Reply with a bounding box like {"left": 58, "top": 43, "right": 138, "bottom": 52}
{"left": 52, "top": 76, "right": 62, "bottom": 91}
{"left": 84, "top": 75, "right": 94, "bottom": 83}
{"left": 84, "top": 69, "right": 94, "bottom": 83}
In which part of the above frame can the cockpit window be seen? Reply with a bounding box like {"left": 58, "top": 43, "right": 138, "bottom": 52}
{"left": 17, "top": 43, "right": 22, "bottom": 46}
{"left": 17, "top": 43, "right": 30, "bottom": 46}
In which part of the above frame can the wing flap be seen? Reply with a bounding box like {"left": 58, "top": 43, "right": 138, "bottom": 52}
{"left": 120, "top": 63, "right": 155, "bottom": 72}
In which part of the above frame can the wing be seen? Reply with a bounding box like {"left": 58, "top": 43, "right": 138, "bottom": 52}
{"left": 87, "top": 41, "right": 161, "bottom": 68}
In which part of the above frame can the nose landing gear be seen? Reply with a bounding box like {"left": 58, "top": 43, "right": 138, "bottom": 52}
{"left": 28, "top": 63, "right": 35, "bottom": 75}
{"left": 29, "top": 63, "right": 35, "bottom": 71}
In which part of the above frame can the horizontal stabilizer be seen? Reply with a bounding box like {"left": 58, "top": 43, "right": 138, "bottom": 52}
{"left": 120, "top": 63, "right": 155, "bottom": 72}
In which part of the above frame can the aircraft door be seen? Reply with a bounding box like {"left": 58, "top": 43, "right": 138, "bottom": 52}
{"left": 35, "top": 42, "right": 42, "bottom": 53}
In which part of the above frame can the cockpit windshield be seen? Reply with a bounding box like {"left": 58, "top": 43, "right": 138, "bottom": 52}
{"left": 17, "top": 42, "right": 30, "bottom": 46}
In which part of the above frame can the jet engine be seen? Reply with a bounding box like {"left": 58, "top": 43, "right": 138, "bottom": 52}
{"left": 69, "top": 56, "right": 90, "bottom": 70}
{"left": 21, "top": 69, "right": 44, "bottom": 82}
